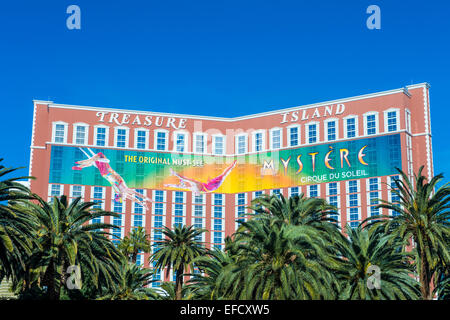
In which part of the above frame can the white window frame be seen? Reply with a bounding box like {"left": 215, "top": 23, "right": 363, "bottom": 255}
{"left": 324, "top": 118, "right": 339, "bottom": 142}
{"left": 305, "top": 121, "right": 320, "bottom": 144}
{"left": 173, "top": 130, "right": 188, "bottom": 153}
{"left": 94, "top": 125, "right": 110, "bottom": 147}
{"left": 70, "top": 185, "right": 85, "bottom": 201}
{"left": 212, "top": 134, "right": 226, "bottom": 155}
{"left": 287, "top": 124, "right": 300, "bottom": 147}
{"left": 252, "top": 130, "right": 265, "bottom": 153}
{"left": 52, "top": 121, "right": 68, "bottom": 144}
{"left": 343, "top": 115, "right": 359, "bottom": 139}
{"left": 383, "top": 108, "right": 400, "bottom": 133}
{"left": 269, "top": 127, "right": 282, "bottom": 150}
{"left": 307, "top": 184, "right": 320, "bottom": 198}
{"left": 132, "top": 189, "right": 147, "bottom": 215}
{"left": 48, "top": 184, "right": 63, "bottom": 199}
{"left": 134, "top": 128, "right": 149, "bottom": 150}
{"left": 193, "top": 132, "right": 207, "bottom": 154}
{"left": 326, "top": 182, "right": 341, "bottom": 196}
{"left": 288, "top": 186, "right": 300, "bottom": 197}
{"left": 154, "top": 129, "right": 169, "bottom": 152}
{"left": 72, "top": 122, "right": 89, "bottom": 145}
{"left": 235, "top": 133, "right": 248, "bottom": 155}
{"left": 114, "top": 126, "right": 130, "bottom": 148}
{"left": 90, "top": 186, "right": 105, "bottom": 210}
{"left": 363, "top": 111, "right": 379, "bottom": 136}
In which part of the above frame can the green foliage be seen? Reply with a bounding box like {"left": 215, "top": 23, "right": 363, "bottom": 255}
{"left": 150, "top": 225, "right": 206, "bottom": 300}
{"left": 368, "top": 166, "right": 450, "bottom": 299}
{"left": 336, "top": 225, "right": 421, "bottom": 299}
{"left": 118, "top": 226, "right": 151, "bottom": 264}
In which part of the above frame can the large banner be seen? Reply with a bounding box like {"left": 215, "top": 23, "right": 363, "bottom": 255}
{"left": 49, "top": 134, "right": 402, "bottom": 194}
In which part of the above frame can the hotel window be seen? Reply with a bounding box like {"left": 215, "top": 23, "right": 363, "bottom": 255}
{"left": 213, "top": 135, "right": 225, "bottom": 155}
{"left": 173, "top": 191, "right": 186, "bottom": 228}
{"left": 367, "top": 178, "right": 380, "bottom": 217}
{"left": 253, "top": 131, "right": 264, "bottom": 152}
{"left": 151, "top": 261, "right": 161, "bottom": 287}
{"left": 174, "top": 191, "right": 185, "bottom": 204}
{"left": 349, "top": 208, "right": 359, "bottom": 228}
{"left": 289, "top": 187, "right": 299, "bottom": 197}
{"left": 135, "top": 129, "right": 148, "bottom": 149}
{"left": 271, "top": 189, "right": 282, "bottom": 198}
{"left": 328, "top": 182, "right": 338, "bottom": 196}
{"left": 327, "top": 182, "right": 340, "bottom": 223}
{"left": 52, "top": 122, "right": 68, "bottom": 143}
{"left": 154, "top": 190, "right": 166, "bottom": 203}
{"left": 326, "top": 120, "right": 337, "bottom": 141}
{"left": 212, "top": 194, "right": 224, "bottom": 248}
{"left": 253, "top": 190, "right": 263, "bottom": 200}
{"left": 213, "top": 204, "right": 223, "bottom": 219}
{"left": 155, "top": 130, "right": 168, "bottom": 151}
{"left": 348, "top": 180, "right": 358, "bottom": 194}
{"left": 364, "top": 112, "right": 378, "bottom": 136}
{"left": 345, "top": 117, "right": 358, "bottom": 139}
{"left": 306, "top": 123, "right": 318, "bottom": 144}
{"left": 235, "top": 193, "right": 247, "bottom": 227}
{"left": 136, "top": 254, "right": 143, "bottom": 266}
{"left": 270, "top": 128, "right": 282, "bottom": 150}
{"left": 288, "top": 126, "right": 300, "bottom": 147}
{"left": 235, "top": 134, "right": 247, "bottom": 155}
{"left": 213, "top": 193, "right": 224, "bottom": 206}
{"left": 70, "top": 185, "right": 84, "bottom": 202}
{"left": 308, "top": 185, "right": 319, "bottom": 198}
{"left": 115, "top": 127, "right": 128, "bottom": 148}
{"left": 194, "top": 133, "right": 206, "bottom": 154}
{"left": 48, "top": 184, "right": 63, "bottom": 201}
{"left": 94, "top": 126, "right": 108, "bottom": 147}
{"left": 173, "top": 203, "right": 185, "bottom": 227}
{"left": 385, "top": 109, "right": 399, "bottom": 133}
{"left": 132, "top": 189, "right": 145, "bottom": 227}
{"left": 73, "top": 124, "right": 89, "bottom": 145}
{"left": 174, "top": 132, "right": 187, "bottom": 153}
{"left": 390, "top": 175, "right": 401, "bottom": 216}
{"left": 92, "top": 186, "right": 105, "bottom": 209}
{"left": 112, "top": 200, "right": 123, "bottom": 244}
{"left": 347, "top": 180, "right": 360, "bottom": 228}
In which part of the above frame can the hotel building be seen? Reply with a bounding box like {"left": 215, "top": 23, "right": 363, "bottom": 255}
{"left": 28, "top": 83, "right": 433, "bottom": 283}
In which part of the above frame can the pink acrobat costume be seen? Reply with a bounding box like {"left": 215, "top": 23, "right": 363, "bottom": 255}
{"left": 72, "top": 148, "right": 152, "bottom": 208}
{"left": 165, "top": 160, "right": 237, "bottom": 196}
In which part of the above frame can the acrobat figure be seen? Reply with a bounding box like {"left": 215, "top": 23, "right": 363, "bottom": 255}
{"left": 165, "top": 160, "right": 237, "bottom": 196}
{"left": 72, "top": 148, "right": 152, "bottom": 209}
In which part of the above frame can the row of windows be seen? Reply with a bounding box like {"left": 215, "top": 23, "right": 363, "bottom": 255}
{"left": 51, "top": 108, "right": 400, "bottom": 154}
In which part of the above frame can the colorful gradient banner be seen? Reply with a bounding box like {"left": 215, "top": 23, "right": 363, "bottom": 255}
{"left": 49, "top": 134, "right": 402, "bottom": 193}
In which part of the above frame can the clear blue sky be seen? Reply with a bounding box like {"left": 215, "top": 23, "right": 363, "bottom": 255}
{"left": 0, "top": 0, "right": 449, "bottom": 183}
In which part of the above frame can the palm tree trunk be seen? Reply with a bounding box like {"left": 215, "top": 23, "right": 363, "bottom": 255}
{"left": 175, "top": 265, "right": 184, "bottom": 300}
{"left": 419, "top": 252, "right": 432, "bottom": 300}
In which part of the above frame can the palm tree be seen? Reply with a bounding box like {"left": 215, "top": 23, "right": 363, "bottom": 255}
{"left": 249, "top": 193, "right": 338, "bottom": 227}
{"left": 158, "top": 281, "right": 193, "bottom": 300}
{"left": 98, "top": 262, "right": 159, "bottom": 300}
{"left": 118, "top": 226, "right": 151, "bottom": 264}
{"left": 150, "top": 225, "right": 206, "bottom": 300}
{"left": 13, "top": 195, "right": 122, "bottom": 300}
{"left": 187, "top": 247, "right": 237, "bottom": 300}
{"left": 0, "top": 159, "right": 36, "bottom": 287}
{"left": 229, "top": 218, "right": 341, "bottom": 299}
{"left": 336, "top": 224, "right": 421, "bottom": 299}
{"left": 372, "top": 166, "right": 450, "bottom": 299}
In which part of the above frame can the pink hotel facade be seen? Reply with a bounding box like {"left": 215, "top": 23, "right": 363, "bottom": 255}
{"left": 28, "top": 83, "right": 433, "bottom": 281}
